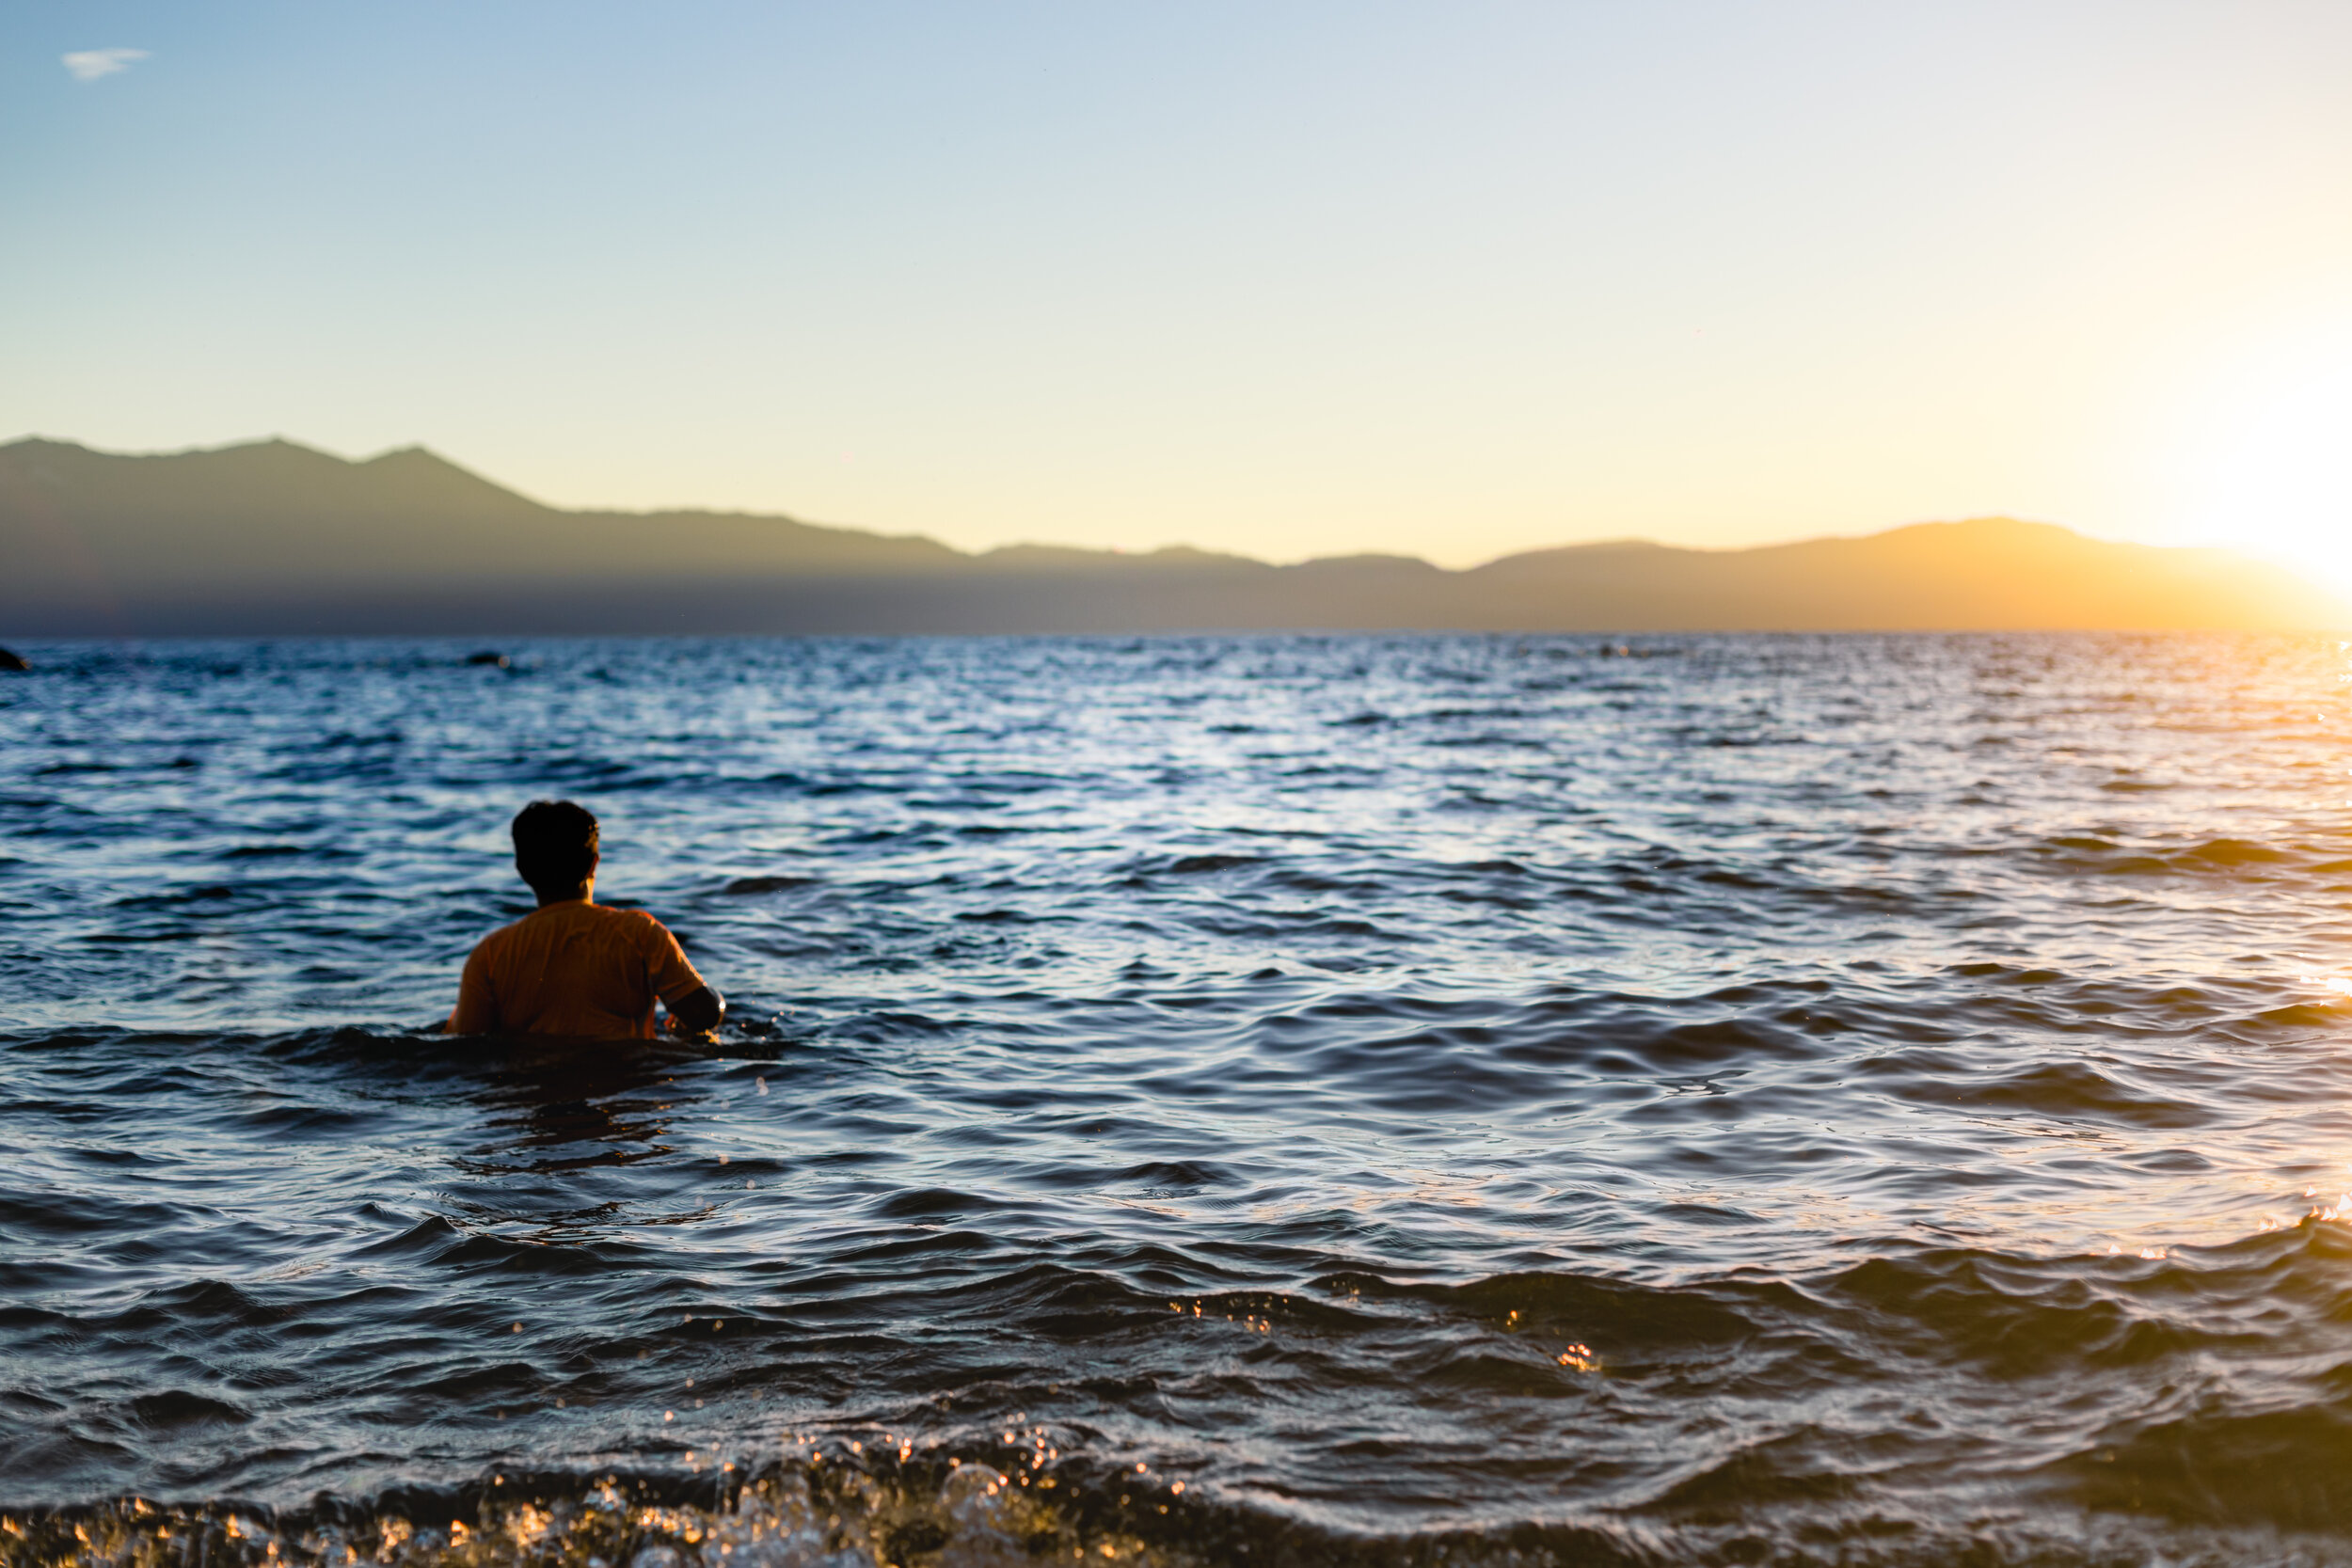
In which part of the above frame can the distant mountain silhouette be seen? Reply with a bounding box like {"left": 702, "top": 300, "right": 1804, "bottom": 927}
{"left": 2, "top": 436, "right": 2341, "bottom": 635}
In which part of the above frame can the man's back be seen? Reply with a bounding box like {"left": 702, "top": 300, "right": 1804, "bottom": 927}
{"left": 450, "top": 899, "right": 705, "bottom": 1038}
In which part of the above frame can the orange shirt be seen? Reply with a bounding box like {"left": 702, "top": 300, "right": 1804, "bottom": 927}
{"left": 448, "top": 900, "right": 707, "bottom": 1038}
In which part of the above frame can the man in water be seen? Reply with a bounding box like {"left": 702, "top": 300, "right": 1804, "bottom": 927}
{"left": 445, "top": 800, "right": 724, "bottom": 1038}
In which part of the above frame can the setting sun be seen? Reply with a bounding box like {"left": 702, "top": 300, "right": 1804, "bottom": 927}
{"left": 2174, "top": 327, "right": 2352, "bottom": 591}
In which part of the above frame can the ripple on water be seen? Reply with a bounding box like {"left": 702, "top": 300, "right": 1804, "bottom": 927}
{"left": 5, "top": 633, "right": 2352, "bottom": 1565}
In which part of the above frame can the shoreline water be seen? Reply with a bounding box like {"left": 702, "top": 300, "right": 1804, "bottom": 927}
{"left": 8, "top": 633, "right": 2352, "bottom": 1566}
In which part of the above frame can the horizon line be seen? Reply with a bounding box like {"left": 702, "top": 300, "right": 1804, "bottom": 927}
{"left": 0, "top": 429, "right": 2125, "bottom": 573}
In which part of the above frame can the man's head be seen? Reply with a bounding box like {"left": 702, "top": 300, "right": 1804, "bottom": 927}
{"left": 513, "top": 800, "right": 599, "bottom": 899}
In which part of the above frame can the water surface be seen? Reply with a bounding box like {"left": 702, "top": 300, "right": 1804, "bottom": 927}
{"left": 8, "top": 633, "right": 2352, "bottom": 1566}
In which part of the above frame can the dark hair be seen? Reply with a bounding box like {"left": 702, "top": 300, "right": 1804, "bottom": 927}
{"left": 512, "top": 800, "right": 599, "bottom": 895}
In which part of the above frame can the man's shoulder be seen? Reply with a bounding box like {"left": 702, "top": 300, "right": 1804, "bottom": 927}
{"left": 588, "top": 902, "right": 680, "bottom": 941}
{"left": 469, "top": 900, "right": 677, "bottom": 954}
{"left": 469, "top": 908, "right": 542, "bottom": 953}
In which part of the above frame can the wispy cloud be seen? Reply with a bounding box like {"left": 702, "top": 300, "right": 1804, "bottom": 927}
{"left": 63, "top": 48, "right": 150, "bottom": 83}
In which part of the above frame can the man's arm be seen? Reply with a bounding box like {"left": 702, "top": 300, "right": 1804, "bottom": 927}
{"left": 444, "top": 946, "right": 500, "bottom": 1035}
{"left": 643, "top": 914, "right": 721, "bottom": 1037}
{"left": 665, "top": 985, "right": 724, "bottom": 1037}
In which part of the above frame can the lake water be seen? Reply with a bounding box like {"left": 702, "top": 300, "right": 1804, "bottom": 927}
{"left": 9, "top": 632, "right": 2352, "bottom": 1567}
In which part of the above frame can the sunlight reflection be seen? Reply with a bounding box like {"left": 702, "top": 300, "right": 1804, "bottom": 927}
{"left": 2296, "top": 973, "right": 2352, "bottom": 1003}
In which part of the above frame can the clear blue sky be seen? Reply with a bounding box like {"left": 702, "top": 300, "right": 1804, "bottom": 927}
{"left": 8, "top": 2, "right": 2352, "bottom": 572}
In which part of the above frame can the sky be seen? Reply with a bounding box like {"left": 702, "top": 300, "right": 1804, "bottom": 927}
{"left": 7, "top": 1, "right": 2352, "bottom": 575}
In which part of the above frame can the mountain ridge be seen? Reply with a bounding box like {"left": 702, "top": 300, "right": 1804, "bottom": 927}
{"left": 2, "top": 436, "right": 2342, "bottom": 635}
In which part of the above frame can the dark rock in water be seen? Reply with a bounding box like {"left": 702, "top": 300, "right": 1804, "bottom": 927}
{"left": 0, "top": 646, "right": 26, "bottom": 672}
{"left": 465, "top": 651, "right": 510, "bottom": 668}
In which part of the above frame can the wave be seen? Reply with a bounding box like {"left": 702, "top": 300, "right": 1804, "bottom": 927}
{"left": 13, "top": 633, "right": 2352, "bottom": 1563}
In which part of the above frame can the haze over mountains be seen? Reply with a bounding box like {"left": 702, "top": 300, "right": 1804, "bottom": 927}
{"left": 2, "top": 436, "right": 2341, "bottom": 636}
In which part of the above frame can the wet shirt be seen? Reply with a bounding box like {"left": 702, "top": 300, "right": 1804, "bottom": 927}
{"left": 448, "top": 900, "right": 705, "bottom": 1038}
